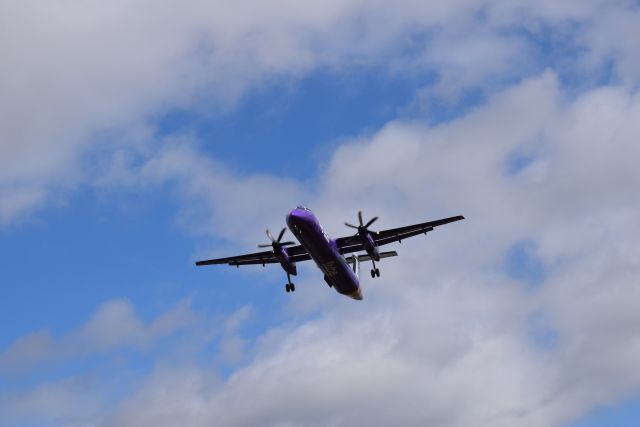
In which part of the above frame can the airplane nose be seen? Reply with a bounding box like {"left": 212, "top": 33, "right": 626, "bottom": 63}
{"left": 286, "top": 210, "right": 298, "bottom": 227}
{"left": 287, "top": 208, "right": 308, "bottom": 227}
{"left": 287, "top": 210, "right": 300, "bottom": 220}
{"left": 286, "top": 209, "right": 304, "bottom": 234}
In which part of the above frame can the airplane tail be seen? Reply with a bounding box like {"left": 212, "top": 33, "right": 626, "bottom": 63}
{"left": 345, "top": 251, "right": 398, "bottom": 277}
{"left": 351, "top": 253, "right": 360, "bottom": 276}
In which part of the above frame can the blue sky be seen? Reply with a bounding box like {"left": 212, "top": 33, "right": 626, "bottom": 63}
{"left": 1, "top": 1, "right": 640, "bottom": 426}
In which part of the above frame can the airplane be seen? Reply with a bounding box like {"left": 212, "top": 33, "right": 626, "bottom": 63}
{"left": 195, "top": 206, "right": 464, "bottom": 300}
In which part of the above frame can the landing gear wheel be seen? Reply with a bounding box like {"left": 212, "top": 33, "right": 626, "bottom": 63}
{"left": 371, "top": 269, "right": 376, "bottom": 278}
{"left": 285, "top": 283, "right": 291, "bottom": 293}
{"left": 375, "top": 268, "right": 380, "bottom": 277}
{"left": 290, "top": 283, "right": 295, "bottom": 292}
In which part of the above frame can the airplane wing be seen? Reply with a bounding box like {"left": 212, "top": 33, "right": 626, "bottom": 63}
{"left": 336, "top": 215, "right": 465, "bottom": 254}
{"left": 195, "top": 245, "right": 311, "bottom": 267}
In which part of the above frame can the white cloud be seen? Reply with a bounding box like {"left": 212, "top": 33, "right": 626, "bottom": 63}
{"left": 2, "top": 0, "right": 640, "bottom": 224}
{"left": 0, "top": 300, "right": 252, "bottom": 426}
{"left": 124, "top": 138, "right": 306, "bottom": 246}
{"left": 0, "top": 377, "right": 106, "bottom": 427}
{"left": 0, "top": 298, "right": 195, "bottom": 372}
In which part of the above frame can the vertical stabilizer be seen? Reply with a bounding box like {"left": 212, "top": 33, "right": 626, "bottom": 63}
{"left": 351, "top": 254, "right": 360, "bottom": 277}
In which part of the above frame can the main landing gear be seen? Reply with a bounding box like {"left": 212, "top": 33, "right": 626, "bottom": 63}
{"left": 370, "top": 260, "right": 381, "bottom": 278}
{"left": 285, "top": 273, "right": 296, "bottom": 293}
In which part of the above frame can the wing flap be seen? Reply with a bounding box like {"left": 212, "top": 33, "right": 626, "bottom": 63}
{"left": 229, "top": 258, "right": 280, "bottom": 266}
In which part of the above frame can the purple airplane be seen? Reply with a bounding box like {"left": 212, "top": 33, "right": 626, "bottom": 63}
{"left": 196, "top": 206, "right": 464, "bottom": 300}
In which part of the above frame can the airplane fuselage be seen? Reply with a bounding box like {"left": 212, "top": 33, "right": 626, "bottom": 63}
{"left": 286, "top": 207, "right": 363, "bottom": 300}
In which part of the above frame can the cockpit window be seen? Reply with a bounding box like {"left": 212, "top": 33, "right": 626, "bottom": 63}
{"left": 296, "top": 205, "right": 311, "bottom": 211}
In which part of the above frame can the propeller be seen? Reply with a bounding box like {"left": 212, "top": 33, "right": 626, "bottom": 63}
{"left": 345, "top": 211, "right": 379, "bottom": 234}
{"left": 258, "top": 227, "right": 296, "bottom": 248}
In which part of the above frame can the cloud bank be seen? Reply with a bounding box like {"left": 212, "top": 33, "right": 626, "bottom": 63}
{"left": 2, "top": 0, "right": 640, "bottom": 426}
{"left": 2, "top": 0, "right": 639, "bottom": 223}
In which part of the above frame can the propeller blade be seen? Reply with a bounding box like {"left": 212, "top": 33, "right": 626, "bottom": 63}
{"left": 358, "top": 211, "right": 363, "bottom": 226}
{"left": 266, "top": 229, "right": 275, "bottom": 242}
{"left": 364, "top": 216, "right": 379, "bottom": 228}
{"left": 258, "top": 244, "right": 272, "bottom": 248}
{"left": 277, "top": 227, "right": 287, "bottom": 243}
{"left": 280, "top": 241, "right": 296, "bottom": 246}
{"left": 345, "top": 222, "right": 359, "bottom": 229}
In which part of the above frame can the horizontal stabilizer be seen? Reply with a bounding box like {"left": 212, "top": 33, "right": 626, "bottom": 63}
{"left": 345, "top": 250, "right": 398, "bottom": 264}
